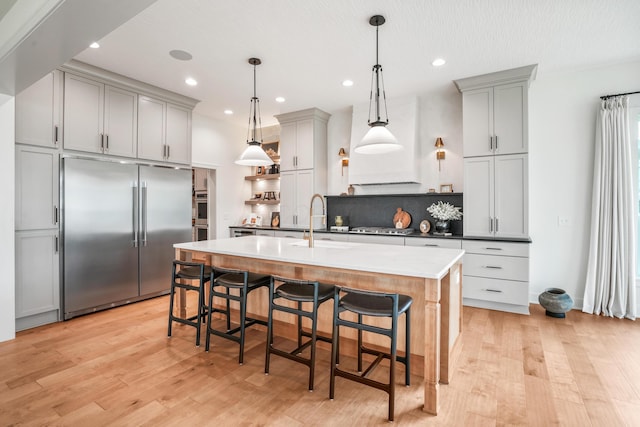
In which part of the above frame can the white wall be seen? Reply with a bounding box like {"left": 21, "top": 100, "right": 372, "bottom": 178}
{"left": 529, "top": 59, "right": 640, "bottom": 308}
{"left": 0, "top": 94, "right": 15, "bottom": 342}
{"left": 191, "top": 112, "right": 250, "bottom": 239}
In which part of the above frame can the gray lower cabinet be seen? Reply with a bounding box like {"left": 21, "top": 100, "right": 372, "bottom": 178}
{"left": 347, "top": 234, "right": 404, "bottom": 245}
{"left": 315, "top": 232, "right": 349, "bottom": 242}
{"left": 462, "top": 240, "right": 530, "bottom": 314}
{"left": 274, "top": 230, "right": 305, "bottom": 239}
{"left": 15, "top": 229, "right": 60, "bottom": 330}
{"left": 404, "top": 237, "right": 462, "bottom": 249}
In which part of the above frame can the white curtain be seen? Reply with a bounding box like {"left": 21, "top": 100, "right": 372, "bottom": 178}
{"left": 583, "top": 96, "right": 637, "bottom": 320}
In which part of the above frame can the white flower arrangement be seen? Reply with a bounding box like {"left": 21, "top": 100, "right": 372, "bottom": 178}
{"left": 427, "top": 201, "right": 463, "bottom": 221}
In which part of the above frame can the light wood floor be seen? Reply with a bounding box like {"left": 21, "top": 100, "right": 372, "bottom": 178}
{"left": 1, "top": 297, "right": 639, "bottom": 426}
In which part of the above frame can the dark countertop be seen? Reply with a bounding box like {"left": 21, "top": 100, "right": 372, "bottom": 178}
{"left": 229, "top": 226, "right": 531, "bottom": 243}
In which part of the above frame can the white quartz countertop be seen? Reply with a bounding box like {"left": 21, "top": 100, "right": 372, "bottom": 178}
{"left": 174, "top": 236, "right": 464, "bottom": 280}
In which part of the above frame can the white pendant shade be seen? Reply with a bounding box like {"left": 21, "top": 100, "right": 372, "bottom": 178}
{"left": 354, "top": 125, "right": 402, "bottom": 154}
{"left": 235, "top": 143, "right": 273, "bottom": 166}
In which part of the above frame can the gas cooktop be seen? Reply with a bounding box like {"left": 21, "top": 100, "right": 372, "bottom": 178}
{"left": 349, "top": 227, "right": 415, "bottom": 236}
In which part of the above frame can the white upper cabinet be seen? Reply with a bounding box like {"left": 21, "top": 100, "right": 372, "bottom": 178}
{"left": 138, "top": 95, "right": 165, "bottom": 161}
{"left": 464, "top": 154, "right": 528, "bottom": 239}
{"left": 463, "top": 156, "right": 494, "bottom": 237}
{"left": 15, "top": 70, "right": 62, "bottom": 148}
{"left": 279, "top": 119, "right": 314, "bottom": 171}
{"left": 15, "top": 145, "right": 59, "bottom": 231}
{"left": 63, "top": 73, "right": 137, "bottom": 157}
{"left": 276, "top": 108, "right": 329, "bottom": 172}
{"left": 494, "top": 154, "right": 529, "bottom": 238}
{"left": 103, "top": 85, "right": 138, "bottom": 157}
{"left": 165, "top": 103, "right": 191, "bottom": 164}
{"left": 462, "top": 82, "right": 527, "bottom": 157}
{"left": 279, "top": 170, "right": 317, "bottom": 229}
{"left": 275, "top": 108, "right": 329, "bottom": 229}
{"left": 456, "top": 65, "right": 536, "bottom": 158}
{"left": 138, "top": 96, "right": 191, "bottom": 164}
{"left": 63, "top": 73, "right": 103, "bottom": 153}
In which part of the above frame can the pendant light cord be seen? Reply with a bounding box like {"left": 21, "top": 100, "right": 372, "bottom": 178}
{"left": 367, "top": 18, "right": 389, "bottom": 127}
{"left": 247, "top": 60, "right": 263, "bottom": 144}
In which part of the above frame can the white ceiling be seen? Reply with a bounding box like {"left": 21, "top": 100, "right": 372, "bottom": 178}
{"left": 73, "top": 0, "right": 640, "bottom": 127}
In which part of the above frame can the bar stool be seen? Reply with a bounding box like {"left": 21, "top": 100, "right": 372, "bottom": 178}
{"left": 167, "top": 260, "right": 212, "bottom": 346}
{"left": 329, "top": 287, "right": 412, "bottom": 422}
{"left": 265, "top": 276, "right": 335, "bottom": 391}
{"left": 205, "top": 267, "right": 270, "bottom": 364}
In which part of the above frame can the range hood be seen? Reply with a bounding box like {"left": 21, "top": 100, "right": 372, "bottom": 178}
{"left": 348, "top": 95, "right": 420, "bottom": 185}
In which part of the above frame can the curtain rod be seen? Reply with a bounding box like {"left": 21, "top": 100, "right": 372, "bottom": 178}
{"left": 600, "top": 91, "right": 640, "bottom": 100}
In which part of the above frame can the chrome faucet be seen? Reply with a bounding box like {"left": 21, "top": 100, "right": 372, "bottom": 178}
{"left": 308, "top": 193, "right": 326, "bottom": 248}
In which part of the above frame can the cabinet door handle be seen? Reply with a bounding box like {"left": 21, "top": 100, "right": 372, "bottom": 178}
{"left": 54, "top": 126, "right": 59, "bottom": 144}
{"left": 495, "top": 135, "right": 498, "bottom": 150}
{"left": 489, "top": 136, "right": 493, "bottom": 150}
{"left": 105, "top": 134, "right": 109, "bottom": 151}
{"left": 167, "top": 145, "right": 170, "bottom": 159}
{"left": 495, "top": 218, "right": 499, "bottom": 232}
{"left": 55, "top": 236, "right": 59, "bottom": 253}
{"left": 489, "top": 218, "right": 493, "bottom": 232}
{"left": 484, "top": 247, "right": 503, "bottom": 251}
{"left": 482, "top": 288, "right": 503, "bottom": 293}
{"left": 483, "top": 265, "right": 503, "bottom": 269}
{"left": 423, "top": 244, "right": 439, "bottom": 247}
{"left": 100, "top": 133, "right": 104, "bottom": 151}
{"left": 54, "top": 206, "right": 58, "bottom": 224}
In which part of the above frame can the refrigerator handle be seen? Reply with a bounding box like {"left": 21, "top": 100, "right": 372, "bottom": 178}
{"left": 132, "top": 183, "right": 139, "bottom": 247}
{"left": 142, "top": 182, "right": 148, "bottom": 247}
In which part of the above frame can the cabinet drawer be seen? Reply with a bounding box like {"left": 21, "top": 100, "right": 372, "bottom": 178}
{"left": 316, "top": 233, "right": 350, "bottom": 242}
{"left": 464, "top": 253, "right": 529, "bottom": 281}
{"left": 255, "top": 230, "right": 275, "bottom": 237}
{"left": 405, "top": 237, "right": 461, "bottom": 249}
{"left": 462, "top": 240, "right": 529, "bottom": 257}
{"left": 463, "top": 276, "right": 529, "bottom": 306}
{"left": 274, "top": 230, "right": 305, "bottom": 239}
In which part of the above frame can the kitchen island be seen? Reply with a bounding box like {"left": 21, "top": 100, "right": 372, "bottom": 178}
{"left": 174, "top": 236, "right": 464, "bottom": 415}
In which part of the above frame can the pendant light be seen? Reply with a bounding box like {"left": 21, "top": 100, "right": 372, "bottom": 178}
{"left": 235, "top": 58, "right": 273, "bottom": 166}
{"left": 354, "top": 15, "right": 402, "bottom": 154}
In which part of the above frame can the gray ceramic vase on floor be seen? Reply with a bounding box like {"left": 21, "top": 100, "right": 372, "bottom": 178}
{"left": 538, "top": 288, "right": 573, "bottom": 318}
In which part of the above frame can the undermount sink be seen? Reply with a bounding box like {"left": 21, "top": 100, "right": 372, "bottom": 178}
{"left": 289, "top": 240, "right": 359, "bottom": 249}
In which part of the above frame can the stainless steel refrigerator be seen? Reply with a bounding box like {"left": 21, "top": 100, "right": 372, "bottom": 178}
{"left": 62, "top": 156, "right": 192, "bottom": 319}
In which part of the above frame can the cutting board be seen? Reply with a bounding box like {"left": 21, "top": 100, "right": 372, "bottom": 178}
{"left": 393, "top": 208, "right": 411, "bottom": 229}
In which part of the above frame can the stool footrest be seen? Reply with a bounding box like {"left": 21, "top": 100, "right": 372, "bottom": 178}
{"left": 207, "top": 315, "right": 267, "bottom": 342}
{"left": 361, "top": 353, "right": 386, "bottom": 378}
{"left": 333, "top": 366, "right": 391, "bottom": 394}
{"left": 361, "top": 346, "right": 409, "bottom": 366}
{"left": 268, "top": 346, "right": 313, "bottom": 368}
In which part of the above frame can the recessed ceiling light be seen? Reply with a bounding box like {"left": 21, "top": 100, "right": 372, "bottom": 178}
{"left": 185, "top": 77, "right": 197, "bottom": 86}
{"left": 224, "top": 109, "right": 233, "bottom": 115}
{"left": 432, "top": 58, "right": 446, "bottom": 67}
{"left": 275, "top": 97, "right": 285, "bottom": 103}
{"left": 89, "top": 42, "right": 100, "bottom": 49}
{"left": 169, "top": 49, "right": 193, "bottom": 61}
{"left": 342, "top": 80, "right": 354, "bottom": 87}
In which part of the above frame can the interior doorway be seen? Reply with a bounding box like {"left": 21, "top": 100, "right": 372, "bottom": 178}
{"left": 192, "top": 167, "right": 216, "bottom": 241}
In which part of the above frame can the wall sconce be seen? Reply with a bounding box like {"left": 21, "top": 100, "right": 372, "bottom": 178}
{"left": 338, "top": 147, "right": 349, "bottom": 176}
{"left": 435, "top": 137, "right": 445, "bottom": 171}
